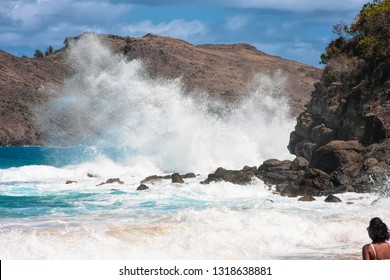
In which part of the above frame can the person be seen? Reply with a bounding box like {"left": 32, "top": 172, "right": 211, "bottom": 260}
{"left": 362, "top": 217, "right": 390, "bottom": 260}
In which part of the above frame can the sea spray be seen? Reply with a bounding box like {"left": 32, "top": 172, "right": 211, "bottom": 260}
{"left": 35, "top": 33, "right": 294, "bottom": 174}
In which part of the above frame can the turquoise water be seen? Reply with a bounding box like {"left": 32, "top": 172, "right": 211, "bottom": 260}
{"left": 0, "top": 146, "right": 131, "bottom": 169}
{"left": 0, "top": 147, "right": 219, "bottom": 220}
{"left": 0, "top": 146, "right": 385, "bottom": 259}
{"left": 0, "top": 146, "right": 97, "bottom": 168}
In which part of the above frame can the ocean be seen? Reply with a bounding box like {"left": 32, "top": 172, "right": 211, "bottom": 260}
{"left": 0, "top": 34, "right": 388, "bottom": 260}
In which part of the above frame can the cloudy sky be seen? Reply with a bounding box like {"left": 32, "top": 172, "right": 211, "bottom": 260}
{"left": 0, "top": 0, "right": 368, "bottom": 66}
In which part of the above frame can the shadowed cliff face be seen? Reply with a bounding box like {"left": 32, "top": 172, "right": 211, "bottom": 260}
{"left": 204, "top": 0, "right": 390, "bottom": 197}
{"left": 279, "top": 0, "right": 390, "bottom": 196}
{"left": 288, "top": 55, "right": 390, "bottom": 160}
{"left": 0, "top": 33, "right": 320, "bottom": 146}
{"left": 250, "top": 53, "right": 390, "bottom": 197}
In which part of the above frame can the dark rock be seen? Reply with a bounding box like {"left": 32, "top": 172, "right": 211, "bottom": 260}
{"left": 362, "top": 114, "right": 386, "bottom": 146}
{"left": 310, "top": 123, "right": 335, "bottom": 146}
{"left": 310, "top": 140, "right": 365, "bottom": 174}
{"left": 301, "top": 168, "right": 334, "bottom": 191}
{"left": 141, "top": 175, "right": 164, "bottom": 184}
{"left": 279, "top": 184, "right": 320, "bottom": 197}
{"left": 257, "top": 159, "right": 292, "bottom": 173}
{"left": 182, "top": 173, "right": 196, "bottom": 179}
{"left": 292, "top": 157, "right": 309, "bottom": 171}
{"left": 256, "top": 159, "right": 301, "bottom": 187}
{"left": 141, "top": 173, "right": 196, "bottom": 184}
{"left": 243, "top": 165, "right": 258, "bottom": 173}
{"left": 201, "top": 167, "right": 255, "bottom": 185}
{"left": 366, "top": 139, "right": 390, "bottom": 163}
{"left": 324, "top": 194, "right": 342, "bottom": 203}
{"left": 137, "top": 184, "right": 149, "bottom": 191}
{"left": 363, "top": 157, "right": 379, "bottom": 170}
{"left": 172, "top": 173, "right": 184, "bottom": 183}
{"left": 65, "top": 180, "right": 77, "bottom": 184}
{"left": 298, "top": 195, "right": 316, "bottom": 202}
{"left": 261, "top": 172, "right": 295, "bottom": 183}
{"left": 98, "top": 178, "right": 124, "bottom": 186}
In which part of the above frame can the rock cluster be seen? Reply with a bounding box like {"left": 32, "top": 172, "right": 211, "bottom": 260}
{"left": 202, "top": 55, "right": 390, "bottom": 197}
{"left": 282, "top": 58, "right": 390, "bottom": 196}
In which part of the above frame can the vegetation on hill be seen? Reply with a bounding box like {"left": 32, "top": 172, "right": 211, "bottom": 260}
{"left": 321, "top": 0, "right": 390, "bottom": 65}
{"left": 320, "top": 0, "right": 390, "bottom": 85}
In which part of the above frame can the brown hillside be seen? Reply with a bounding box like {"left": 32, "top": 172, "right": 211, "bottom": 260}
{"left": 121, "top": 34, "right": 320, "bottom": 115}
{"left": 0, "top": 50, "right": 72, "bottom": 145}
{"left": 0, "top": 33, "right": 321, "bottom": 146}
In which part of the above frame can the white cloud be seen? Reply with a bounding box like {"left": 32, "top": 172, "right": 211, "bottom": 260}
{"left": 0, "top": 32, "right": 23, "bottom": 46}
{"left": 224, "top": 15, "right": 250, "bottom": 31}
{"left": 2, "top": 0, "right": 133, "bottom": 31}
{"left": 112, "top": 0, "right": 368, "bottom": 13}
{"left": 122, "top": 19, "right": 206, "bottom": 39}
{"left": 204, "top": 0, "right": 368, "bottom": 12}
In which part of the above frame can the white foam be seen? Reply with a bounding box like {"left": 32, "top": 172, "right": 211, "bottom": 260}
{"left": 0, "top": 175, "right": 386, "bottom": 260}
{"left": 0, "top": 191, "right": 385, "bottom": 260}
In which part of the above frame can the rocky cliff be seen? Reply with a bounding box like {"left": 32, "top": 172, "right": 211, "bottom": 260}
{"left": 0, "top": 33, "right": 320, "bottom": 146}
{"left": 204, "top": 57, "right": 390, "bottom": 197}
{"left": 204, "top": 0, "right": 390, "bottom": 197}
{"left": 278, "top": 53, "right": 390, "bottom": 195}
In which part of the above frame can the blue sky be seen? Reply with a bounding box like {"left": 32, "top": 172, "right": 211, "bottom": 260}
{"left": 0, "top": 0, "right": 368, "bottom": 66}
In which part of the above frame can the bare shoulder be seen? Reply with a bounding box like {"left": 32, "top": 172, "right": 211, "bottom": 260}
{"left": 362, "top": 243, "right": 373, "bottom": 260}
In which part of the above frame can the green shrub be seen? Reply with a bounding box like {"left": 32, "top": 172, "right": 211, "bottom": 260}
{"left": 45, "top": 45, "right": 54, "bottom": 56}
{"left": 33, "top": 49, "right": 44, "bottom": 58}
{"left": 320, "top": 0, "right": 390, "bottom": 66}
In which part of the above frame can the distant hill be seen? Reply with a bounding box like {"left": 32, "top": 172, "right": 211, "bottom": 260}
{"left": 0, "top": 33, "right": 321, "bottom": 146}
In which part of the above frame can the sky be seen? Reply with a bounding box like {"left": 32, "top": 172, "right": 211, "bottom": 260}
{"left": 0, "top": 0, "right": 369, "bottom": 67}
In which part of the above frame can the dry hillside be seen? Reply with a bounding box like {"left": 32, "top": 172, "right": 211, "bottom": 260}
{"left": 0, "top": 33, "right": 321, "bottom": 145}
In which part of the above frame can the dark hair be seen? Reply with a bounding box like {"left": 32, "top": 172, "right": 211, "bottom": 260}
{"left": 368, "top": 217, "right": 390, "bottom": 243}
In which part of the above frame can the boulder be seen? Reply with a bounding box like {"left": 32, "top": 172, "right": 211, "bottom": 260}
{"left": 201, "top": 167, "right": 255, "bottom": 185}
{"left": 324, "top": 194, "right": 342, "bottom": 203}
{"left": 182, "top": 173, "right": 196, "bottom": 179}
{"left": 301, "top": 168, "right": 334, "bottom": 191}
{"left": 97, "top": 178, "right": 124, "bottom": 186}
{"left": 257, "top": 159, "right": 292, "bottom": 173}
{"left": 65, "top": 180, "right": 78, "bottom": 184}
{"left": 298, "top": 195, "right": 316, "bottom": 202}
{"left": 292, "top": 157, "right": 309, "bottom": 171}
{"left": 137, "top": 184, "right": 149, "bottom": 191}
{"left": 140, "top": 175, "right": 164, "bottom": 184}
{"left": 309, "top": 140, "right": 365, "bottom": 174}
{"left": 366, "top": 138, "right": 390, "bottom": 163}
{"left": 172, "top": 173, "right": 184, "bottom": 183}
{"left": 279, "top": 183, "right": 320, "bottom": 197}
{"left": 256, "top": 159, "right": 302, "bottom": 186}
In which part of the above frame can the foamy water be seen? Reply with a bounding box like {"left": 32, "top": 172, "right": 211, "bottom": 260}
{"left": 0, "top": 161, "right": 386, "bottom": 260}
{"left": 0, "top": 34, "right": 387, "bottom": 260}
